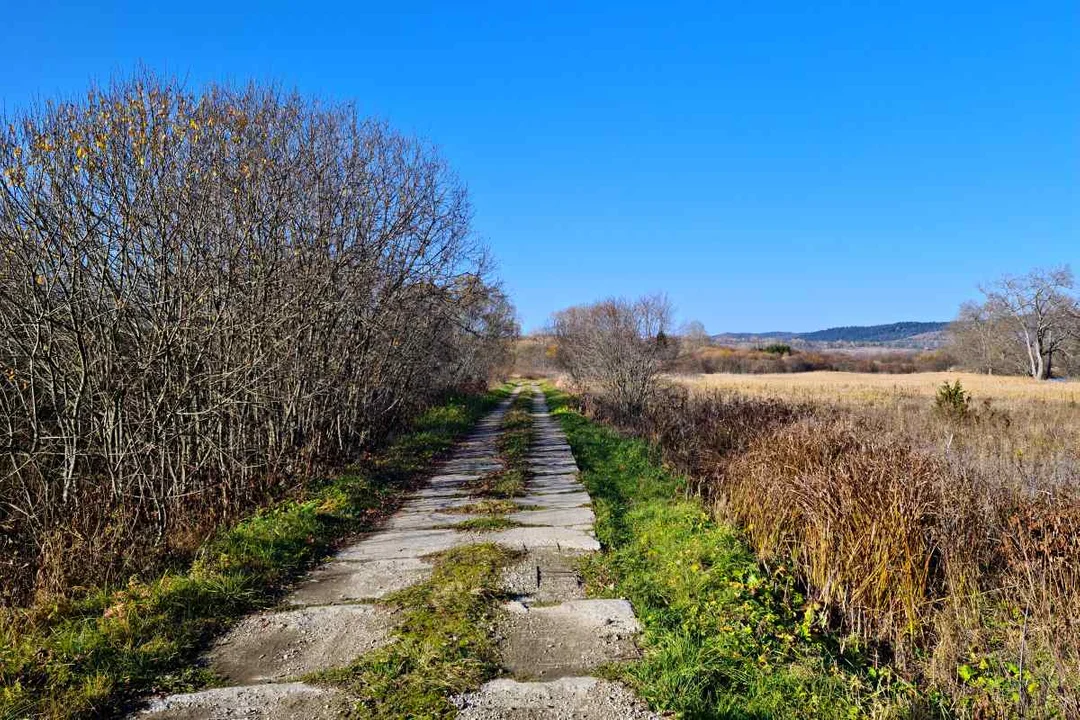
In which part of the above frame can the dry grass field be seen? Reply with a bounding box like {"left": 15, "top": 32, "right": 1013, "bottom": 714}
{"left": 581, "top": 370, "right": 1080, "bottom": 714}
{"left": 674, "top": 370, "right": 1080, "bottom": 405}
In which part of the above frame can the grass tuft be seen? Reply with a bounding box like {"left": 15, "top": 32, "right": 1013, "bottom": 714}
{"left": 438, "top": 517, "right": 525, "bottom": 533}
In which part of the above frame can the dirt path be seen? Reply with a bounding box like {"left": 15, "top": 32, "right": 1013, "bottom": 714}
{"left": 137, "top": 386, "right": 655, "bottom": 719}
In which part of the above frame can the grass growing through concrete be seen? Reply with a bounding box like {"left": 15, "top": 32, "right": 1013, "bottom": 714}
{"left": 0, "top": 389, "right": 507, "bottom": 720}
{"left": 309, "top": 388, "right": 537, "bottom": 717}
{"left": 309, "top": 543, "right": 520, "bottom": 718}
{"left": 465, "top": 390, "right": 534, "bottom": 499}
{"left": 544, "top": 386, "right": 935, "bottom": 719}
{"left": 444, "top": 499, "right": 521, "bottom": 515}
{"left": 440, "top": 517, "right": 525, "bottom": 532}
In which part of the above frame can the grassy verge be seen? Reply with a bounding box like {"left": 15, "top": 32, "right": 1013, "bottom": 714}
{"left": 308, "top": 542, "right": 520, "bottom": 717}
{"left": 544, "top": 386, "right": 934, "bottom": 720}
{"left": 0, "top": 389, "right": 507, "bottom": 720}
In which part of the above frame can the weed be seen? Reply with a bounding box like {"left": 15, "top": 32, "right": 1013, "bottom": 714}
{"left": 443, "top": 499, "right": 520, "bottom": 515}
{"left": 935, "top": 379, "right": 972, "bottom": 421}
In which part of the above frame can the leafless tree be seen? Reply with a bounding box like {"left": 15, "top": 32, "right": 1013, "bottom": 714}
{"left": 0, "top": 73, "right": 515, "bottom": 604}
{"left": 678, "top": 320, "right": 711, "bottom": 353}
{"left": 552, "top": 294, "right": 674, "bottom": 415}
{"left": 981, "top": 267, "right": 1077, "bottom": 380}
{"left": 948, "top": 301, "right": 1024, "bottom": 375}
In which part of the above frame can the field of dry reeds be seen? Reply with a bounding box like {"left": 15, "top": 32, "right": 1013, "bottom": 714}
{"left": 581, "top": 372, "right": 1080, "bottom": 717}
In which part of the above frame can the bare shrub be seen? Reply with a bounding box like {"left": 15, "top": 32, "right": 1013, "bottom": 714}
{"left": 551, "top": 294, "right": 674, "bottom": 415}
{"left": 0, "top": 74, "right": 515, "bottom": 606}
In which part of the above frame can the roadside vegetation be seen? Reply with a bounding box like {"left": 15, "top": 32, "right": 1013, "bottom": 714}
{"left": 549, "top": 291, "right": 1079, "bottom": 717}
{"left": 0, "top": 73, "right": 517, "bottom": 612}
{"left": 577, "top": 383, "right": 1079, "bottom": 717}
{"left": 0, "top": 390, "right": 505, "bottom": 719}
{"left": 546, "top": 386, "right": 927, "bottom": 718}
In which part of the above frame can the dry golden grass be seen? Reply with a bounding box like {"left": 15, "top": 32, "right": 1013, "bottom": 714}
{"left": 674, "top": 370, "right": 1080, "bottom": 405}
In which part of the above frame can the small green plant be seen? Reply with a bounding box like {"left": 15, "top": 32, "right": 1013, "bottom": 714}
{"left": 761, "top": 343, "right": 793, "bottom": 356}
{"left": 935, "top": 379, "right": 972, "bottom": 421}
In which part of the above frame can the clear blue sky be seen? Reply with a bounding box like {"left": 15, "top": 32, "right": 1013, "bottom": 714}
{"left": 4, "top": 1, "right": 1077, "bottom": 332}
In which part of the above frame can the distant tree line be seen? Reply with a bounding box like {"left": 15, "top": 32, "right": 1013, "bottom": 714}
{"left": 0, "top": 74, "right": 516, "bottom": 604}
{"left": 950, "top": 266, "right": 1079, "bottom": 379}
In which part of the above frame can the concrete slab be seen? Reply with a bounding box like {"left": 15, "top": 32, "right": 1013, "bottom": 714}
{"left": 502, "top": 549, "right": 588, "bottom": 604}
{"left": 508, "top": 506, "right": 595, "bottom": 528}
{"left": 287, "top": 558, "right": 433, "bottom": 605}
{"left": 384, "top": 510, "right": 481, "bottom": 531}
{"left": 496, "top": 599, "right": 642, "bottom": 679}
{"left": 454, "top": 677, "right": 659, "bottom": 720}
{"left": 337, "top": 528, "right": 482, "bottom": 561}
{"left": 136, "top": 683, "right": 352, "bottom": 720}
{"left": 209, "top": 605, "right": 394, "bottom": 684}
{"left": 492, "top": 526, "right": 600, "bottom": 552}
{"left": 515, "top": 492, "right": 592, "bottom": 509}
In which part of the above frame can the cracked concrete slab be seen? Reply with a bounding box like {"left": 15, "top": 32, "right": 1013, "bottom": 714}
{"left": 496, "top": 599, "right": 642, "bottom": 679}
{"left": 515, "top": 491, "right": 593, "bottom": 509}
{"left": 287, "top": 558, "right": 433, "bottom": 605}
{"left": 136, "top": 682, "right": 352, "bottom": 720}
{"left": 454, "top": 677, "right": 659, "bottom": 720}
{"left": 491, "top": 526, "right": 600, "bottom": 552}
{"left": 384, "top": 510, "right": 482, "bottom": 531}
{"left": 208, "top": 604, "right": 395, "bottom": 684}
{"left": 502, "top": 549, "right": 588, "bottom": 604}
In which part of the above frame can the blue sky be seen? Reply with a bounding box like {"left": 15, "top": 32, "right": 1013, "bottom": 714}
{"left": 4, "top": 1, "right": 1077, "bottom": 332}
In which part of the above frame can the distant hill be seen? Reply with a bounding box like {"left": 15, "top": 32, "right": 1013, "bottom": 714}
{"left": 713, "top": 321, "right": 949, "bottom": 349}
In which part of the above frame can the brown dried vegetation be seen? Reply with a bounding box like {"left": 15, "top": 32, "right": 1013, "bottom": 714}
{"left": 583, "top": 383, "right": 1080, "bottom": 716}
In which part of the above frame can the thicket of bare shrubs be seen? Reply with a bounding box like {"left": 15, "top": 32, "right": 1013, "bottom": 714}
{"left": 672, "top": 344, "right": 953, "bottom": 375}
{"left": 551, "top": 294, "right": 674, "bottom": 416}
{"left": 582, "top": 384, "right": 1080, "bottom": 716}
{"left": 0, "top": 75, "right": 515, "bottom": 607}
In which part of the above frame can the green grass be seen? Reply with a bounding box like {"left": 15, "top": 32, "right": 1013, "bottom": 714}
{"left": 309, "top": 543, "right": 520, "bottom": 719}
{"left": 0, "top": 389, "right": 506, "bottom": 720}
{"left": 443, "top": 499, "right": 521, "bottom": 515}
{"left": 438, "top": 517, "right": 525, "bottom": 533}
{"left": 463, "top": 391, "right": 534, "bottom": 500}
{"left": 544, "top": 386, "right": 934, "bottom": 720}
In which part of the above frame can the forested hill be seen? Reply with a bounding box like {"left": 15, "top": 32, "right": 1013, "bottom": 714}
{"left": 799, "top": 321, "right": 948, "bottom": 342}
{"left": 714, "top": 321, "right": 949, "bottom": 346}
